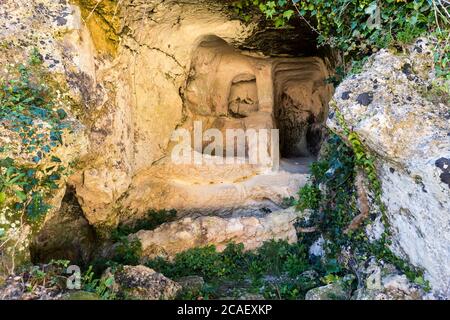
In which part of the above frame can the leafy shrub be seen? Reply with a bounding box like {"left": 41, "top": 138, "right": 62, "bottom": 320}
{"left": 296, "top": 131, "right": 429, "bottom": 288}
{"left": 146, "top": 240, "right": 316, "bottom": 299}
{"left": 112, "top": 238, "right": 142, "bottom": 266}
{"left": 297, "top": 184, "right": 321, "bottom": 211}
{"left": 82, "top": 265, "right": 116, "bottom": 300}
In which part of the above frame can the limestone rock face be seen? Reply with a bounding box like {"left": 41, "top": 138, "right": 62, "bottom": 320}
{"left": 328, "top": 39, "right": 450, "bottom": 296}
{"left": 0, "top": 0, "right": 94, "bottom": 168}
{"left": 133, "top": 207, "right": 303, "bottom": 260}
{"left": 112, "top": 265, "right": 181, "bottom": 300}
{"left": 0, "top": 0, "right": 93, "bottom": 270}
{"left": 67, "top": 0, "right": 332, "bottom": 227}
{"left": 1, "top": 0, "right": 331, "bottom": 272}
{"left": 122, "top": 156, "right": 309, "bottom": 217}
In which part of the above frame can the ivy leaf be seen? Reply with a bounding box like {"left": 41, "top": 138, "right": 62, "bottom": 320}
{"left": 56, "top": 108, "right": 67, "bottom": 120}
{"left": 0, "top": 192, "right": 6, "bottom": 204}
{"left": 104, "top": 277, "right": 114, "bottom": 287}
{"left": 282, "top": 9, "right": 294, "bottom": 20}
{"left": 275, "top": 17, "right": 285, "bottom": 27}
{"left": 51, "top": 156, "right": 62, "bottom": 163}
{"left": 14, "top": 190, "right": 27, "bottom": 202}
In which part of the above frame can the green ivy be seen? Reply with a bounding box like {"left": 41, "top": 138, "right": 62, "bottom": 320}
{"left": 296, "top": 130, "right": 429, "bottom": 290}
{"left": 231, "top": 0, "right": 449, "bottom": 80}
{"left": 296, "top": 183, "right": 321, "bottom": 211}
{"left": 0, "top": 49, "right": 72, "bottom": 260}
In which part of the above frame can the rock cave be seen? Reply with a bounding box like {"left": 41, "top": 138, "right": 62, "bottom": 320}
{"left": 2, "top": 0, "right": 448, "bottom": 300}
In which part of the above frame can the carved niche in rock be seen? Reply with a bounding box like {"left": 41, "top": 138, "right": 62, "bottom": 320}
{"left": 183, "top": 35, "right": 332, "bottom": 158}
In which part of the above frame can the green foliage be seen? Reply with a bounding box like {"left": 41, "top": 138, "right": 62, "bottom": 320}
{"left": 113, "top": 238, "right": 142, "bottom": 266}
{"left": 15, "top": 259, "right": 70, "bottom": 293}
{"left": 0, "top": 49, "right": 69, "bottom": 213}
{"left": 231, "top": 0, "right": 295, "bottom": 27}
{"left": 296, "top": 130, "right": 429, "bottom": 290}
{"left": 0, "top": 53, "right": 69, "bottom": 158}
{"left": 92, "top": 210, "right": 176, "bottom": 273}
{"left": 231, "top": 0, "right": 449, "bottom": 81}
{"left": 91, "top": 237, "right": 142, "bottom": 274}
{"left": 146, "top": 240, "right": 317, "bottom": 299}
{"left": 0, "top": 49, "right": 72, "bottom": 254}
{"left": 0, "top": 158, "right": 65, "bottom": 221}
{"left": 82, "top": 265, "right": 116, "bottom": 300}
{"left": 296, "top": 183, "right": 321, "bottom": 211}
{"left": 303, "top": 133, "right": 358, "bottom": 246}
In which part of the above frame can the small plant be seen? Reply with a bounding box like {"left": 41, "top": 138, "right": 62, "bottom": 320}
{"left": 82, "top": 265, "right": 116, "bottom": 300}
{"left": 297, "top": 184, "right": 321, "bottom": 211}
{"left": 231, "top": 0, "right": 449, "bottom": 89}
{"left": 14, "top": 260, "right": 70, "bottom": 295}
{"left": 146, "top": 240, "right": 315, "bottom": 299}
{"left": 112, "top": 238, "right": 142, "bottom": 266}
{"left": 294, "top": 128, "right": 430, "bottom": 291}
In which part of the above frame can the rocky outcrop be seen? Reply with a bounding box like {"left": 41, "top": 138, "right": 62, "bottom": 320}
{"left": 328, "top": 38, "right": 450, "bottom": 297}
{"left": 0, "top": 275, "right": 64, "bottom": 300}
{"left": 305, "top": 277, "right": 353, "bottom": 300}
{"left": 66, "top": 0, "right": 332, "bottom": 228}
{"left": 351, "top": 258, "right": 426, "bottom": 300}
{"left": 0, "top": 0, "right": 93, "bottom": 271}
{"left": 111, "top": 265, "right": 181, "bottom": 300}
{"left": 122, "top": 157, "right": 309, "bottom": 217}
{"left": 1, "top": 0, "right": 332, "bottom": 274}
{"left": 133, "top": 207, "right": 303, "bottom": 260}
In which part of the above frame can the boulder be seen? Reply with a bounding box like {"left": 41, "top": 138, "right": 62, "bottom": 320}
{"left": 328, "top": 38, "right": 450, "bottom": 297}
{"left": 112, "top": 265, "right": 181, "bottom": 300}
{"left": 305, "top": 281, "right": 351, "bottom": 300}
{"left": 133, "top": 207, "right": 304, "bottom": 260}
{"left": 176, "top": 276, "right": 205, "bottom": 295}
{"left": 63, "top": 291, "right": 101, "bottom": 300}
{"left": 352, "top": 259, "right": 425, "bottom": 300}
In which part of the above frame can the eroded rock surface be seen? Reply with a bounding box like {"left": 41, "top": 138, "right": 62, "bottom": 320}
{"left": 0, "top": 0, "right": 93, "bottom": 270}
{"left": 351, "top": 258, "right": 426, "bottom": 300}
{"left": 328, "top": 38, "right": 450, "bottom": 296}
{"left": 133, "top": 207, "right": 303, "bottom": 260}
{"left": 66, "top": 0, "right": 332, "bottom": 227}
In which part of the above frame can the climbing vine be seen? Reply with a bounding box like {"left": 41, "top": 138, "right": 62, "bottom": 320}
{"left": 295, "top": 128, "right": 429, "bottom": 290}
{"left": 231, "top": 0, "right": 450, "bottom": 79}
{"left": 0, "top": 49, "right": 73, "bottom": 272}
